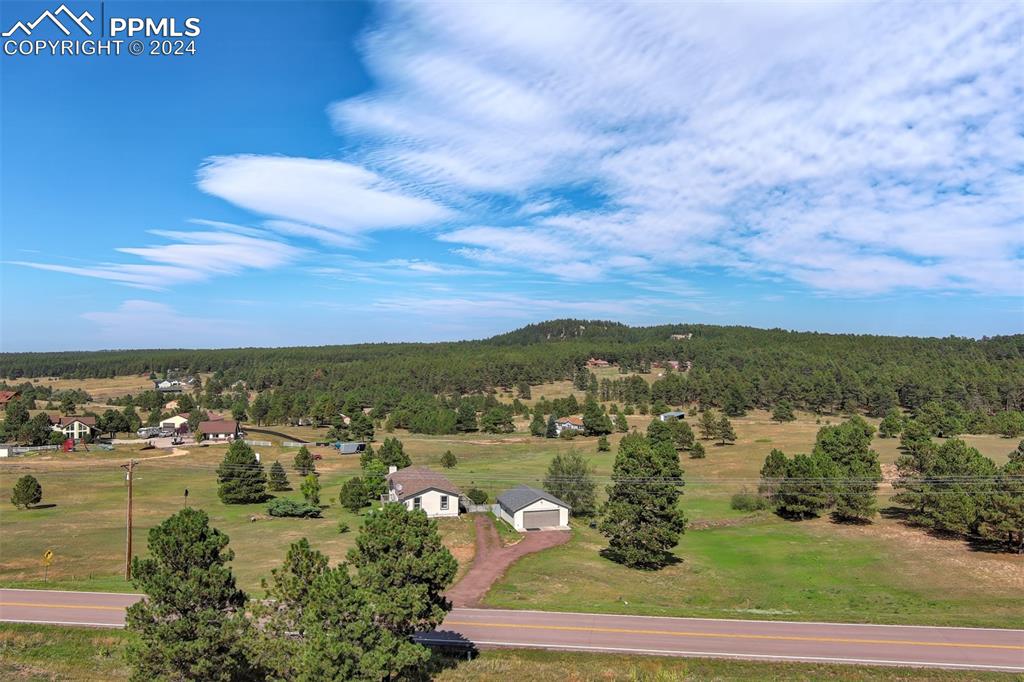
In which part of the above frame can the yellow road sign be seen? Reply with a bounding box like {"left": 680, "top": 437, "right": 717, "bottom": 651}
{"left": 42, "top": 550, "right": 54, "bottom": 566}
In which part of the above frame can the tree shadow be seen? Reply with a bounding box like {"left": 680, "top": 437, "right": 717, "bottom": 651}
{"left": 829, "top": 512, "right": 871, "bottom": 525}
{"left": 28, "top": 503, "right": 57, "bottom": 510}
{"left": 414, "top": 630, "right": 478, "bottom": 679}
{"left": 599, "top": 547, "right": 681, "bottom": 569}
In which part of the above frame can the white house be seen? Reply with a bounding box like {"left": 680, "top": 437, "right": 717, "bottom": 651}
{"left": 159, "top": 413, "right": 190, "bottom": 432}
{"left": 385, "top": 466, "right": 460, "bottom": 518}
{"left": 496, "top": 485, "right": 570, "bottom": 531}
{"left": 554, "top": 416, "right": 585, "bottom": 436}
{"left": 50, "top": 416, "right": 96, "bottom": 442}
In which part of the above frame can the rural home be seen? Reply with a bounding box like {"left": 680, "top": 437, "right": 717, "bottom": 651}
{"left": 497, "top": 484, "right": 571, "bottom": 531}
{"left": 385, "top": 466, "right": 460, "bottom": 518}
{"left": 586, "top": 357, "right": 610, "bottom": 368}
{"left": 199, "top": 420, "right": 240, "bottom": 441}
{"left": 670, "top": 333, "right": 693, "bottom": 340}
{"left": 554, "top": 416, "right": 585, "bottom": 436}
{"left": 50, "top": 416, "right": 96, "bottom": 441}
{"left": 659, "top": 411, "right": 687, "bottom": 422}
{"left": 159, "top": 413, "right": 190, "bottom": 432}
{"left": 0, "top": 390, "right": 20, "bottom": 408}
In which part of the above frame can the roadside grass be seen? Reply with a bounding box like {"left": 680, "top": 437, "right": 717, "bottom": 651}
{"left": 3, "top": 624, "right": 1015, "bottom": 682}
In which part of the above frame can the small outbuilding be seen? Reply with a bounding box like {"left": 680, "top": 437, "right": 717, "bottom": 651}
{"left": 496, "top": 484, "right": 570, "bottom": 531}
{"left": 658, "top": 411, "right": 687, "bottom": 422}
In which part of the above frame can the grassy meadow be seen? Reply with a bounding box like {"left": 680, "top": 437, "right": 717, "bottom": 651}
{"left": 1, "top": 372, "right": 1021, "bottom": 628}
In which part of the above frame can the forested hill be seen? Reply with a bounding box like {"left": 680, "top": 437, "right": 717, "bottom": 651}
{"left": 1, "top": 320, "right": 1023, "bottom": 416}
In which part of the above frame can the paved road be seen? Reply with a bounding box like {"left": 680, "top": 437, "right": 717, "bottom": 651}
{"left": 1, "top": 589, "right": 1021, "bottom": 672}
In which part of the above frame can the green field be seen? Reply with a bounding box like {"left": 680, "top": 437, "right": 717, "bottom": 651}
{"left": 1, "top": 623, "right": 1019, "bottom": 681}
{"left": 1, "top": 408, "right": 1021, "bottom": 628}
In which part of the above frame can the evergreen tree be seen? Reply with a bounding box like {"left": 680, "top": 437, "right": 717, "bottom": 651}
{"left": 689, "top": 442, "right": 706, "bottom": 459}
{"left": 716, "top": 415, "right": 736, "bottom": 445}
{"left": 251, "top": 538, "right": 329, "bottom": 680}
{"left": 599, "top": 433, "right": 686, "bottom": 569}
{"left": 771, "top": 401, "right": 796, "bottom": 422}
{"left": 774, "top": 454, "right": 830, "bottom": 519}
{"left": 543, "top": 450, "right": 597, "bottom": 517}
{"left": 126, "top": 508, "right": 252, "bottom": 682}
{"left": 545, "top": 414, "right": 558, "bottom": 439}
{"left": 834, "top": 451, "right": 882, "bottom": 522}
{"left": 698, "top": 410, "right": 717, "bottom": 440}
{"left": 614, "top": 412, "right": 629, "bottom": 432}
{"left": 529, "top": 411, "right": 546, "bottom": 436}
{"left": 672, "top": 420, "right": 695, "bottom": 450}
{"left": 339, "top": 477, "right": 369, "bottom": 513}
{"left": 878, "top": 408, "right": 905, "bottom": 438}
{"left": 516, "top": 381, "right": 532, "bottom": 399}
{"left": 439, "top": 449, "right": 457, "bottom": 468}
{"left": 646, "top": 418, "right": 673, "bottom": 446}
{"left": 293, "top": 446, "right": 316, "bottom": 477}
{"left": 362, "top": 457, "right": 387, "bottom": 502}
{"left": 455, "top": 401, "right": 478, "bottom": 433}
{"left": 300, "top": 474, "right": 321, "bottom": 507}
{"left": 379, "top": 437, "right": 411, "bottom": 469}
{"left": 480, "top": 405, "right": 515, "bottom": 433}
{"left": 759, "top": 449, "right": 788, "bottom": 497}
{"left": 268, "top": 460, "right": 291, "bottom": 491}
{"left": 980, "top": 448, "right": 1024, "bottom": 553}
{"left": 297, "top": 564, "right": 375, "bottom": 681}
{"left": 597, "top": 435, "right": 611, "bottom": 452}
{"left": 582, "top": 396, "right": 613, "bottom": 436}
{"left": 11, "top": 474, "right": 42, "bottom": 509}
{"left": 216, "top": 440, "right": 267, "bottom": 504}
{"left": 345, "top": 504, "right": 457, "bottom": 677}
{"left": 348, "top": 411, "right": 374, "bottom": 442}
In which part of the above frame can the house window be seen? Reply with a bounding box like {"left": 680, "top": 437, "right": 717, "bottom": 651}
{"left": 440, "top": 495, "right": 449, "bottom": 510}
{"left": 413, "top": 497, "right": 421, "bottom": 510}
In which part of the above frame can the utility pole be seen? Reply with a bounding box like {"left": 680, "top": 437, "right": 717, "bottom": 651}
{"left": 122, "top": 460, "right": 138, "bottom": 581}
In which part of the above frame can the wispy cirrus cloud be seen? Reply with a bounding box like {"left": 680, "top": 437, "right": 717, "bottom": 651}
{"left": 11, "top": 230, "right": 303, "bottom": 290}
{"left": 327, "top": 0, "right": 1024, "bottom": 296}
{"left": 81, "top": 300, "right": 256, "bottom": 347}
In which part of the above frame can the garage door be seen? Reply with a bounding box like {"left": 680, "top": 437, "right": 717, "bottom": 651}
{"left": 523, "top": 509, "right": 560, "bottom": 529}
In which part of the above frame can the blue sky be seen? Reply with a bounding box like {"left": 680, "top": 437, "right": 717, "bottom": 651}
{"left": 1, "top": 0, "right": 1021, "bottom": 351}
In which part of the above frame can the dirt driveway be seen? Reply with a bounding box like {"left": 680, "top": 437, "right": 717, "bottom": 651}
{"left": 446, "top": 514, "right": 570, "bottom": 607}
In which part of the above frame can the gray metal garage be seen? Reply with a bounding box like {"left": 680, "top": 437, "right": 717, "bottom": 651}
{"left": 496, "top": 484, "right": 571, "bottom": 531}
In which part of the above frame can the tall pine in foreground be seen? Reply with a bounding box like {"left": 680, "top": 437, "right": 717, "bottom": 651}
{"left": 126, "top": 508, "right": 252, "bottom": 682}
{"left": 216, "top": 440, "right": 267, "bottom": 504}
{"left": 600, "top": 432, "right": 686, "bottom": 569}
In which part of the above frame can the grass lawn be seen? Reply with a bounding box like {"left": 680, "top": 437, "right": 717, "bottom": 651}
{"left": 2, "top": 623, "right": 1017, "bottom": 681}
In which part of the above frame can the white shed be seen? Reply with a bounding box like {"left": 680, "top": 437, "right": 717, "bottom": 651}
{"left": 496, "top": 485, "right": 570, "bottom": 531}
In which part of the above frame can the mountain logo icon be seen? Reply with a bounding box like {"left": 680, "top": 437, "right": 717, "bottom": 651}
{"left": 2, "top": 4, "right": 95, "bottom": 37}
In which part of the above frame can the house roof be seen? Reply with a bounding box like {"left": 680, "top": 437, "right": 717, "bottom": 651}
{"left": 555, "top": 416, "right": 583, "bottom": 426}
{"left": 387, "top": 466, "right": 460, "bottom": 500}
{"left": 660, "top": 411, "right": 686, "bottom": 418}
{"left": 199, "top": 420, "right": 239, "bottom": 434}
{"left": 56, "top": 416, "right": 96, "bottom": 427}
{"left": 0, "top": 390, "right": 19, "bottom": 404}
{"left": 497, "top": 484, "right": 570, "bottom": 513}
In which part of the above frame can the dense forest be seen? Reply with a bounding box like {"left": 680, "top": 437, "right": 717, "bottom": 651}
{"left": 2, "top": 320, "right": 1023, "bottom": 433}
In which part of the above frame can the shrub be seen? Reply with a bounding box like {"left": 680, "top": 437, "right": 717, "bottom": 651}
{"left": 597, "top": 436, "right": 611, "bottom": 452}
{"left": 11, "top": 475, "right": 42, "bottom": 509}
{"left": 267, "top": 498, "right": 322, "bottom": 518}
{"left": 440, "top": 450, "right": 457, "bottom": 468}
{"left": 690, "top": 442, "right": 706, "bottom": 459}
{"left": 466, "top": 488, "right": 488, "bottom": 505}
{"left": 559, "top": 429, "right": 578, "bottom": 440}
{"left": 337, "top": 521, "right": 350, "bottom": 534}
{"left": 730, "top": 488, "right": 770, "bottom": 513}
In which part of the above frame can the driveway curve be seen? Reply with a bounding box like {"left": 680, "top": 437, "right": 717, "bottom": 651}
{"left": 446, "top": 514, "right": 570, "bottom": 608}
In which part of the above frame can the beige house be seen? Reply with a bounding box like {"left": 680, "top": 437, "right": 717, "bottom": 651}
{"left": 199, "top": 420, "right": 240, "bottom": 441}
{"left": 554, "top": 416, "right": 585, "bottom": 436}
{"left": 385, "top": 466, "right": 460, "bottom": 518}
{"left": 50, "top": 416, "right": 97, "bottom": 442}
{"left": 160, "top": 414, "right": 190, "bottom": 431}
{"left": 497, "top": 485, "right": 570, "bottom": 531}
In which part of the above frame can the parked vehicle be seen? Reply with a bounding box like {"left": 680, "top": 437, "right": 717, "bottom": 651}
{"left": 334, "top": 441, "right": 367, "bottom": 455}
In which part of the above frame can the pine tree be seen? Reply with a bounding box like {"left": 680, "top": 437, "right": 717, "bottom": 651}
{"left": 529, "top": 411, "right": 546, "bottom": 436}
{"left": 698, "top": 410, "right": 717, "bottom": 440}
{"left": 771, "top": 401, "right": 796, "bottom": 422}
{"left": 878, "top": 408, "right": 905, "bottom": 438}
{"left": 716, "top": 415, "right": 736, "bottom": 445}
{"left": 614, "top": 412, "right": 629, "bottom": 432}
{"left": 544, "top": 450, "right": 597, "bottom": 516}
{"left": 250, "top": 538, "right": 329, "bottom": 679}
{"left": 379, "top": 437, "right": 411, "bottom": 469}
{"left": 759, "top": 449, "right": 788, "bottom": 497}
{"left": 293, "top": 446, "right": 316, "bottom": 477}
{"left": 126, "top": 508, "right": 252, "bottom": 682}
{"left": 268, "top": 461, "right": 290, "bottom": 491}
{"left": 339, "top": 477, "right": 369, "bottom": 513}
{"left": 216, "top": 440, "right": 267, "bottom": 504}
{"left": 545, "top": 414, "right": 558, "bottom": 438}
{"left": 774, "top": 454, "right": 830, "bottom": 519}
{"left": 599, "top": 433, "right": 686, "bottom": 568}
{"left": 455, "top": 401, "right": 478, "bottom": 433}
{"left": 300, "top": 474, "right": 321, "bottom": 507}
{"left": 689, "top": 442, "right": 706, "bottom": 459}
{"left": 646, "top": 418, "right": 673, "bottom": 447}
{"left": 11, "top": 475, "right": 42, "bottom": 509}
{"left": 597, "top": 435, "right": 611, "bottom": 452}
{"left": 440, "top": 450, "right": 457, "bottom": 468}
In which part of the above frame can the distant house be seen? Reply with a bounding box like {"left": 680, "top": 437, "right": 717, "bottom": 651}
{"left": 586, "top": 358, "right": 610, "bottom": 368}
{"left": 554, "top": 416, "right": 585, "bottom": 436}
{"left": 338, "top": 413, "right": 352, "bottom": 426}
{"left": 0, "top": 391, "right": 20, "bottom": 408}
{"left": 199, "top": 420, "right": 240, "bottom": 441}
{"left": 659, "top": 411, "right": 687, "bottom": 422}
{"left": 159, "top": 413, "right": 190, "bottom": 433}
{"left": 335, "top": 441, "right": 366, "bottom": 455}
{"left": 496, "top": 485, "right": 570, "bottom": 531}
{"left": 51, "top": 416, "right": 97, "bottom": 441}
{"left": 154, "top": 380, "right": 183, "bottom": 393}
{"left": 385, "top": 466, "right": 461, "bottom": 518}
{"left": 670, "top": 333, "right": 693, "bottom": 340}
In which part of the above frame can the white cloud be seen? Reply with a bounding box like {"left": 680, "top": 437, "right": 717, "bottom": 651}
{"left": 81, "top": 300, "right": 255, "bottom": 348}
{"left": 196, "top": 155, "right": 455, "bottom": 235}
{"left": 11, "top": 229, "right": 303, "bottom": 290}
{"left": 327, "top": 0, "right": 1023, "bottom": 295}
